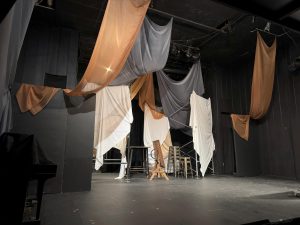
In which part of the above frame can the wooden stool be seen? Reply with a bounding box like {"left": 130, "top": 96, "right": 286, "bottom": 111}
{"left": 180, "top": 157, "right": 193, "bottom": 179}
{"left": 167, "top": 146, "right": 181, "bottom": 177}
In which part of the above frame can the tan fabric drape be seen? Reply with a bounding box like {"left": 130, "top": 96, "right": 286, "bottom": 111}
{"left": 130, "top": 73, "right": 164, "bottom": 119}
{"left": 161, "top": 132, "right": 172, "bottom": 159}
{"left": 250, "top": 33, "right": 277, "bottom": 119}
{"left": 16, "top": 84, "right": 59, "bottom": 115}
{"left": 130, "top": 75, "right": 147, "bottom": 99}
{"left": 64, "top": 0, "right": 150, "bottom": 96}
{"left": 230, "top": 114, "right": 250, "bottom": 141}
{"left": 231, "top": 32, "right": 276, "bottom": 140}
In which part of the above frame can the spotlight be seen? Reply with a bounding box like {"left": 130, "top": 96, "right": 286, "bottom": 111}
{"left": 264, "top": 22, "right": 271, "bottom": 32}
{"left": 186, "top": 48, "right": 192, "bottom": 58}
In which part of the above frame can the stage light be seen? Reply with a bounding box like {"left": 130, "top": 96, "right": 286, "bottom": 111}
{"left": 264, "top": 22, "right": 271, "bottom": 32}
{"left": 35, "top": 0, "right": 55, "bottom": 10}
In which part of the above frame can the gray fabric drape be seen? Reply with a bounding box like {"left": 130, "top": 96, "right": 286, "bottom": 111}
{"left": 110, "top": 16, "right": 173, "bottom": 85}
{"left": 0, "top": 0, "right": 35, "bottom": 134}
{"left": 156, "top": 61, "right": 205, "bottom": 135}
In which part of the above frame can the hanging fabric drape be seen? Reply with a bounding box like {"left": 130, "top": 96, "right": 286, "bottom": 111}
{"left": 0, "top": 0, "right": 35, "bottom": 134}
{"left": 130, "top": 75, "right": 147, "bottom": 99}
{"left": 114, "top": 136, "right": 128, "bottom": 179}
{"left": 130, "top": 73, "right": 164, "bottom": 119}
{"left": 110, "top": 16, "right": 173, "bottom": 85}
{"left": 231, "top": 114, "right": 250, "bottom": 141}
{"left": 16, "top": 14, "right": 171, "bottom": 114}
{"left": 190, "top": 91, "right": 215, "bottom": 176}
{"left": 64, "top": 0, "right": 150, "bottom": 96}
{"left": 156, "top": 61, "right": 205, "bottom": 134}
{"left": 94, "top": 86, "right": 133, "bottom": 170}
{"left": 16, "top": 84, "right": 59, "bottom": 115}
{"left": 231, "top": 32, "right": 277, "bottom": 140}
{"left": 143, "top": 104, "right": 170, "bottom": 149}
{"left": 160, "top": 132, "right": 172, "bottom": 160}
{"left": 143, "top": 103, "right": 172, "bottom": 166}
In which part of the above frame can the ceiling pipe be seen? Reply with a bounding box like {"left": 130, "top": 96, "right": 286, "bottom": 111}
{"left": 199, "top": 14, "right": 249, "bottom": 48}
{"left": 147, "top": 8, "right": 226, "bottom": 33}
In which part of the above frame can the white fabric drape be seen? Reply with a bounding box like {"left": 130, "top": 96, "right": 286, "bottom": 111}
{"left": 143, "top": 104, "right": 171, "bottom": 165}
{"left": 190, "top": 91, "right": 215, "bottom": 177}
{"left": 114, "top": 136, "right": 128, "bottom": 179}
{"left": 94, "top": 86, "right": 133, "bottom": 170}
{"left": 0, "top": 0, "right": 35, "bottom": 134}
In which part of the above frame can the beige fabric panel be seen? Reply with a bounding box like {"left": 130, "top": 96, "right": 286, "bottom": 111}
{"left": 64, "top": 0, "right": 150, "bottom": 96}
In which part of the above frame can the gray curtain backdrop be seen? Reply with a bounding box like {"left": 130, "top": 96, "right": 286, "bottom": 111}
{"left": 156, "top": 61, "right": 205, "bottom": 135}
{"left": 110, "top": 16, "right": 173, "bottom": 85}
{"left": 0, "top": 0, "right": 36, "bottom": 135}
{"left": 15, "top": 25, "right": 78, "bottom": 89}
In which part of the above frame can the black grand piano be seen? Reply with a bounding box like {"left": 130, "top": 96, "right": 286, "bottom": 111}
{"left": 0, "top": 133, "right": 57, "bottom": 225}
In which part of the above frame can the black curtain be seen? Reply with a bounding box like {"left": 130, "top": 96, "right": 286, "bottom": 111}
{"left": 0, "top": 0, "right": 17, "bottom": 23}
{"left": 129, "top": 99, "right": 144, "bottom": 167}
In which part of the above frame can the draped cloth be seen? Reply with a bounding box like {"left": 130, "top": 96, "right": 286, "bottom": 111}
{"left": 64, "top": 0, "right": 150, "bottom": 96}
{"left": 130, "top": 73, "right": 164, "bottom": 119}
{"left": 231, "top": 32, "right": 276, "bottom": 140}
{"left": 94, "top": 86, "right": 133, "bottom": 170}
{"left": 156, "top": 61, "right": 205, "bottom": 134}
{"left": 190, "top": 91, "right": 215, "bottom": 177}
{"left": 16, "top": 84, "right": 59, "bottom": 115}
{"left": 143, "top": 104, "right": 172, "bottom": 166}
{"left": 0, "top": 0, "right": 35, "bottom": 134}
{"left": 110, "top": 16, "right": 173, "bottom": 85}
{"left": 114, "top": 136, "right": 128, "bottom": 179}
{"left": 230, "top": 114, "right": 250, "bottom": 141}
{"left": 130, "top": 75, "right": 147, "bottom": 99}
{"left": 144, "top": 104, "right": 170, "bottom": 149}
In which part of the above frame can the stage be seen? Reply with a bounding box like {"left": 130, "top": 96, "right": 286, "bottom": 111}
{"left": 40, "top": 173, "right": 300, "bottom": 225}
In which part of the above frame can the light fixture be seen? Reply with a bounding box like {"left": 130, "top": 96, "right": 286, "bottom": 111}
{"left": 35, "top": 0, "right": 55, "bottom": 10}
{"left": 186, "top": 48, "right": 192, "bottom": 58}
{"left": 47, "top": 0, "right": 54, "bottom": 7}
{"left": 264, "top": 22, "right": 271, "bottom": 32}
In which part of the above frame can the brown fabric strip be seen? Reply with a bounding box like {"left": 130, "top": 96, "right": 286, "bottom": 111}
{"left": 231, "top": 32, "right": 276, "bottom": 140}
{"left": 16, "top": 84, "right": 59, "bottom": 115}
{"left": 131, "top": 73, "right": 164, "bottom": 119}
{"left": 130, "top": 75, "right": 147, "bottom": 100}
{"left": 231, "top": 114, "right": 250, "bottom": 141}
{"left": 250, "top": 32, "right": 277, "bottom": 119}
{"left": 64, "top": 0, "right": 150, "bottom": 96}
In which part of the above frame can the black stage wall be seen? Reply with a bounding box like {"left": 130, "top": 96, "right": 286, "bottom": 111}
{"left": 203, "top": 34, "right": 300, "bottom": 180}
{"left": 11, "top": 21, "right": 95, "bottom": 193}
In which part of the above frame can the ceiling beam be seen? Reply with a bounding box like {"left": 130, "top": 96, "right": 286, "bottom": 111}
{"left": 147, "top": 8, "right": 226, "bottom": 33}
{"left": 211, "top": 0, "right": 300, "bottom": 33}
